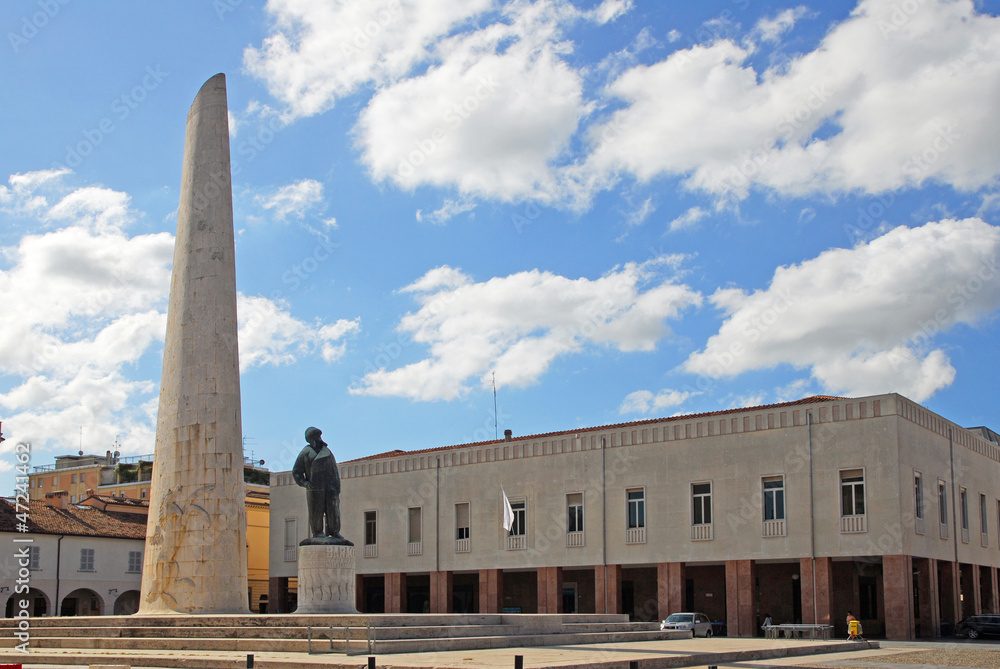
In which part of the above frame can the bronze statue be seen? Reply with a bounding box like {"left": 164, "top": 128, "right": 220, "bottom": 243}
{"left": 292, "top": 427, "right": 352, "bottom": 545}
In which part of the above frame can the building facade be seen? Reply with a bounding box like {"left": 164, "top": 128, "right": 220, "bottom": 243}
{"left": 0, "top": 493, "right": 146, "bottom": 617}
{"left": 269, "top": 394, "right": 1000, "bottom": 640}
{"left": 26, "top": 453, "right": 272, "bottom": 610}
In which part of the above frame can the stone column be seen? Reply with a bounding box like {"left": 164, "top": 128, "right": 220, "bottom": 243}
{"left": 726, "top": 559, "right": 757, "bottom": 637}
{"left": 595, "top": 564, "right": 621, "bottom": 614}
{"left": 927, "top": 559, "right": 941, "bottom": 637}
{"left": 883, "top": 555, "right": 915, "bottom": 640}
{"left": 939, "top": 561, "right": 961, "bottom": 629}
{"left": 537, "top": 567, "right": 563, "bottom": 614}
{"left": 139, "top": 73, "right": 248, "bottom": 615}
{"left": 385, "top": 572, "right": 405, "bottom": 613}
{"left": 430, "top": 570, "right": 453, "bottom": 613}
{"left": 972, "top": 564, "right": 982, "bottom": 615}
{"left": 657, "top": 562, "right": 684, "bottom": 620}
{"left": 991, "top": 567, "right": 999, "bottom": 614}
{"left": 479, "top": 569, "right": 503, "bottom": 613}
{"left": 268, "top": 577, "right": 288, "bottom": 614}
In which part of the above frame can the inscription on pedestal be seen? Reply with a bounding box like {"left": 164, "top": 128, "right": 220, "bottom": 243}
{"left": 296, "top": 544, "right": 358, "bottom": 614}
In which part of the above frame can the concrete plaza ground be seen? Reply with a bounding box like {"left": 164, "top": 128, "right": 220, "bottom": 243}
{"left": 6, "top": 637, "right": 1000, "bottom": 669}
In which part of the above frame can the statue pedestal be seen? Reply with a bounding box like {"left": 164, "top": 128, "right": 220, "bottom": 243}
{"left": 296, "top": 544, "right": 359, "bottom": 614}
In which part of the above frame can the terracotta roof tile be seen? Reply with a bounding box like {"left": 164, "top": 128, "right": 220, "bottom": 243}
{"left": 0, "top": 499, "right": 146, "bottom": 540}
{"left": 345, "top": 395, "right": 846, "bottom": 463}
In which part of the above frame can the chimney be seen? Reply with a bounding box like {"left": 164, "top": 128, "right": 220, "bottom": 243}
{"left": 45, "top": 490, "right": 69, "bottom": 510}
{"left": 504, "top": 429, "right": 513, "bottom": 442}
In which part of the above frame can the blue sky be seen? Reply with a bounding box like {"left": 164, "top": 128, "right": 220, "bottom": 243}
{"left": 1, "top": 0, "right": 999, "bottom": 486}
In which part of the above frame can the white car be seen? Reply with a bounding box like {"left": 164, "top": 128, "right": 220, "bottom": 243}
{"left": 660, "top": 612, "right": 713, "bottom": 637}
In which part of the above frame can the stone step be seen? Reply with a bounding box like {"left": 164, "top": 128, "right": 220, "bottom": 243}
{"left": 0, "top": 629, "right": 684, "bottom": 659}
{"left": 0, "top": 612, "right": 631, "bottom": 629}
{"left": 14, "top": 620, "right": 660, "bottom": 641}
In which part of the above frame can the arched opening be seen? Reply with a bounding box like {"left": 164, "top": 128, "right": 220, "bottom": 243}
{"left": 59, "top": 588, "right": 103, "bottom": 616}
{"left": 113, "top": 590, "right": 141, "bottom": 615}
{"left": 4, "top": 588, "right": 49, "bottom": 617}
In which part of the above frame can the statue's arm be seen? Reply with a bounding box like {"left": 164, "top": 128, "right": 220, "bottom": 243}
{"left": 331, "top": 456, "right": 341, "bottom": 494}
{"left": 292, "top": 450, "right": 309, "bottom": 487}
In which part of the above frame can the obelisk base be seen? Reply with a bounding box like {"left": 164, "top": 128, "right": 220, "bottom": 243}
{"left": 296, "top": 544, "right": 359, "bottom": 614}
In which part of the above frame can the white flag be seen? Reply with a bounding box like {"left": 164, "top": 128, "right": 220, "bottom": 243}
{"left": 501, "top": 486, "right": 514, "bottom": 532}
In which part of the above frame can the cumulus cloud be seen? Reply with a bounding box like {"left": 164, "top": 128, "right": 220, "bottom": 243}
{"left": 584, "top": 0, "right": 1000, "bottom": 202}
{"left": 0, "top": 170, "right": 359, "bottom": 459}
{"left": 351, "top": 259, "right": 701, "bottom": 401}
{"left": 238, "top": 294, "right": 360, "bottom": 370}
{"left": 416, "top": 199, "right": 476, "bottom": 225}
{"left": 619, "top": 388, "right": 693, "bottom": 414}
{"left": 751, "top": 7, "right": 809, "bottom": 44}
{"left": 256, "top": 178, "right": 324, "bottom": 220}
{"left": 355, "top": 1, "right": 593, "bottom": 203}
{"left": 683, "top": 218, "right": 1000, "bottom": 401}
{"left": 244, "top": 0, "right": 492, "bottom": 119}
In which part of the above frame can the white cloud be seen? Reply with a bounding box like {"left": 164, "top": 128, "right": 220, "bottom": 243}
{"left": 238, "top": 294, "right": 360, "bottom": 370}
{"left": 586, "top": 0, "right": 633, "bottom": 25}
{"left": 244, "top": 0, "right": 492, "bottom": 120}
{"left": 257, "top": 178, "right": 324, "bottom": 220}
{"left": 751, "top": 7, "right": 808, "bottom": 44}
{"left": 666, "top": 206, "right": 707, "bottom": 232}
{"left": 619, "top": 388, "right": 692, "bottom": 414}
{"left": 416, "top": 199, "right": 476, "bottom": 225}
{"left": 351, "top": 260, "right": 701, "bottom": 401}
{"left": 683, "top": 218, "right": 1000, "bottom": 401}
{"left": 584, "top": 0, "right": 1000, "bottom": 202}
{"left": 355, "top": 2, "right": 591, "bottom": 203}
{"left": 667, "top": 29, "right": 682, "bottom": 43}
{"left": 0, "top": 170, "right": 359, "bottom": 459}
{"left": 624, "top": 197, "right": 655, "bottom": 227}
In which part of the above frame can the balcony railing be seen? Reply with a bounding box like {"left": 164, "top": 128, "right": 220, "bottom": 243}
{"left": 284, "top": 548, "right": 296, "bottom": 562}
{"left": 914, "top": 516, "right": 925, "bottom": 535}
{"left": 691, "top": 524, "right": 713, "bottom": 541}
{"left": 625, "top": 527, "right": 646, "bottom": 544}
{"left": 363, "top": 543, "right": 377, "bottom": 558}
{"left": 566, "top": 531, "right": 584, "bottom": 547}
{"left": 940, "top": 523, "right": 949, "bottom": 540}
{"left": 407, "top": 541, "right": 422, "bottom": 556}
{"left": 506, "top": 534, "right": 526, "bottom": 550}
{"left": 840, "top": 514, "right": 867, "bottom": 534}
{"left": 761, "top": 519, "right": 785, "bottom": 538}
{"left": 961, "top": 527, "right": 970, "bottom": 544}
{"left": 455, "top": 538, "right": 470, "bottom": 553}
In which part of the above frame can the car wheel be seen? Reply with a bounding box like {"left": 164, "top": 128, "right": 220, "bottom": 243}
{"left": 968, "top": 628, "right": 980, "bottom": 640}
{"left": 705, "top": 627, "right": 713, "bottom": 638}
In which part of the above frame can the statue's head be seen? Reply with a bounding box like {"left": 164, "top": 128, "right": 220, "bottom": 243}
{"left": 305, "top": 426, "right": 326, "bottom": 450}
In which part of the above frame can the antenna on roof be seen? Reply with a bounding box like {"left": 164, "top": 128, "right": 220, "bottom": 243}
{"left": 493, "top": 371, "right": 498, "bottom": 440}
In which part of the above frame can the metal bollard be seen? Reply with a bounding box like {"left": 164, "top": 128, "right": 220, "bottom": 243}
{"left": 368, "top": 656, "right": 376, "bottom": 669}
{"left": 247, "top": 654, "right": 254, "bottom": 669}
{"left": 514, "top": 655, "right": 524, "bottom": 669}
{"left": 629, "top": 662, "right": 639, "bottom": 669}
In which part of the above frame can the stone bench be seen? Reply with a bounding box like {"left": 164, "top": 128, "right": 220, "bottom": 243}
{"left": 764, "top": 624, "right": 834, "bottom": 640}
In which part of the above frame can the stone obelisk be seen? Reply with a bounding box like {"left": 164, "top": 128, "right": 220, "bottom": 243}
{"left": 139, "top": 73, "right": 249, "bottom": 614}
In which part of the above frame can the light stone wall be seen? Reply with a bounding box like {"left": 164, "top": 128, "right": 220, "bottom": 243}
{"left": 1, "top": 533, "right": 144, "bottom": 616}
{"left": 270, "top": 393, "right": 1000, "bottom": 581}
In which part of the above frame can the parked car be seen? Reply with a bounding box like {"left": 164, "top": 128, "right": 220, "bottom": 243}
{"left": 660, "top": 612, "right": 713, "bottom": 637}
{"left": 955, "top": 614, "right": 1000, "bottom": 639}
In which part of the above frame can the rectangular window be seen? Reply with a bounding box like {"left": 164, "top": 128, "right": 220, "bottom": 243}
{"left": 567, "top": 493, "right": 584, "bottom": 533}
{"left": 27, "top": 546, "right": 40, "bottom": 571}
{"left": 980, "top": 494, "right": 988, "bottom": 536}
{"left": 71, "top": 474, "right": 77, "bottom": 484}
{"left": 763, "top": 476, "right": 784, "bottom": 521}
{"left": 408, "top": 507, "right": 422, "bottom": 543}
{"left": 509, "top": 500, "right": 526, "bottom": 536}
{"left": 455, "top": 503, "right": 470, "bottom": 540}
{"left": 127, "top": 551, "right": 142, "bottom": 573}
{"left": 79, "top": 548, "right": 95, "bottom": 572}
{"left": 692, "top": 482, "right": 712, "bottom": 525}
{"left": 939, "top": 480, "right": 948, "bottom": 525}
{"left": 283, "top": 518, "right": 297, "bottom": 562}
{"left": 141, "top": 488, "right": 147, "bottom": 499}
{"left": 840, "top": 469, "right": 865, "bottom": 516}
{"left": 364, "top": 511, "right": 377, "bottom": 545}
{"left": 961, "top": 488, "right": 969, "bottom": 530}
{"left": 70, "top": 495, "right": 76, "bottom": 504}
{"left": 627, "top": 488, "right": 645, "bottom": 529}
{"left": 914, "top": 472, "right": 924, "bottom": 519}
{"left": 52, "top": 476, "right": 58, "bottom": 487}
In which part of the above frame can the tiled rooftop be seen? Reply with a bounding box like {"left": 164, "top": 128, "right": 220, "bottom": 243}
{"left": 0, "top": 498, "right": 146, "bottom": 540}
